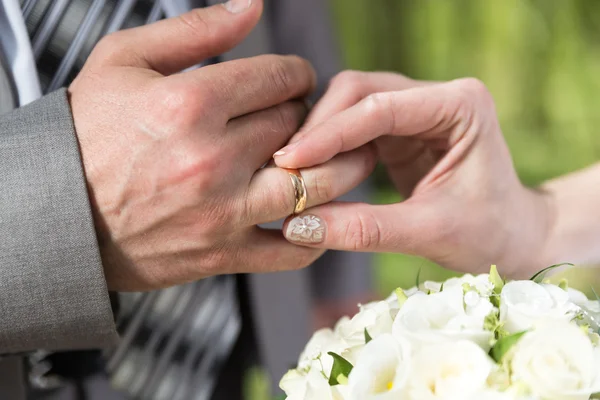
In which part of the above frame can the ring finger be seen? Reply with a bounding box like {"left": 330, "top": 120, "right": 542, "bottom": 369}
{"left": 243, "top": 144, "right": 377, "bottom": 225}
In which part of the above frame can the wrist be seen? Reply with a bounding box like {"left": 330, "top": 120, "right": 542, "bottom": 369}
{"left": 530, "top": 185, "right": 560, "bottom": 273}
{"left": 503, "top": 185, "right": 557, "bottom": 279}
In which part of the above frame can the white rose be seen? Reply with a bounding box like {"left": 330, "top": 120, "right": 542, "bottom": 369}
{"left": 567, "top": 288, "right": 590, "bottom": 305}
{"left": 466, "top": 390, "right": 534, "bottom": 400}
{"left": 567, "top": 288, "right": 600, "bottom": 313}
{"left": 500, "top": 281, "right": 579, "bottom": 334}
{"left": 347, "top": 334, "right": 411, "bottom": 400}
{"left": 392, "top": 285, "right": 494, "bottom": 350}
{"left": 566, "top": 288, "right": 600, "bottom": 334}
{"left": 335, "top": 301, "right": 393, "bottom": 347}
{"left": 407, "top": 340, "right": 495, "bottom": 400}
{"left": 298, "top": 328, "right": 348, "bottom": 374}
{"left": 385, "top": 286, "right": 420, "bottom": 319}
{"left": 443, "top": 273, "right": 494, "bottom": 297}
{"left": 508, "top": 319, "right": 600, "bottom": 400}
{"left": 280, "top": 368, "right": 348, "bottom": 400}
{"left": 423, "top": 280, "right": 443, "bottom": 293}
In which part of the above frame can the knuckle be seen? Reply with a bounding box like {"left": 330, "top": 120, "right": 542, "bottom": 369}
{"left": 245, "top": 171, "right": 294, "bottom": 221}
{"left": 311, "top": 171, "right": 334, "bottom": 202}
{"left": 363, "top": 93, "right": 395, "bottom": 131}
{"left": 91, "top": 32, "right": 127, "bottom": 62}
{"left": 274, "top": 103, "right": 303, "bottom": 134}
{"left": 455, "top": 77, "right": 488, "bottom": 95}
{"left": 177, "top": 9, "right": 212, "bottom": 38}
{"left": 454, "top": 77, "right": 495, "bottom": 108}
{"left": 450, "top": 78, "right": 497, "bottom": 132}
{"left": 331, "top": 70, "right": 364, "bottom": 90}
{"left": 344, "top": 212, "right": 381, "bottom": 251}
{"left": 154, "top": 82, "right": 212, "bottom": 124}
{"left": 269, "top": 58, "right": 295, "bottom": 95}
{"left": 363, "top": 92, "right": 388, "bottom": 116}
{"left": 330, "top": 70, "right": 366, "bottom": 101}
{"left": 270, "top": 174, "right": 297, "bottom": 214}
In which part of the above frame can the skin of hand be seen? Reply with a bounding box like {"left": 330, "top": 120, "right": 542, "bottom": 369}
{"left": 274, "top": 71, "right": 557, "bottom": 279}
{"left": 68, "top": 2, "right": 377, "bottom": 291}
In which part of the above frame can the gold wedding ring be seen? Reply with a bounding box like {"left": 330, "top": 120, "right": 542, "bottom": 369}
{"left": 283, "top": 168, "right": 307, "bottom": 215}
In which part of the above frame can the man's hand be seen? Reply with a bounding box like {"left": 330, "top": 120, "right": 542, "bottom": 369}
{"left": 274, "top": 71, "right": 554, "bottom": 279}
{"left": 69, "top": 3, "right": 376, "bottom": 291}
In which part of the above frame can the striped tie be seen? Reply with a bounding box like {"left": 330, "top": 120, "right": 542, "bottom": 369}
{"left": 21, "top": 1, "right": 242, "bottom": 399}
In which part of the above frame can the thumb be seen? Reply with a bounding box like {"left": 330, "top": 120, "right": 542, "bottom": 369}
{"left": 94, "top": 0, "right": 262, "bottom": 75}
{"left": 281, "top": 201, "right": 446, "bottom": 255}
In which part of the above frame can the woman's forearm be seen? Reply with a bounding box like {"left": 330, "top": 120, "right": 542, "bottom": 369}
{"left": 541, "top": 162, "right": 600, "bottom": 267}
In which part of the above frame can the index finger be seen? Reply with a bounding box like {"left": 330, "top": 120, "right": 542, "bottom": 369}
{"left": 272, "top": 80, "right": 465, "bottom": 169}
{"left": 301, "top": 71, "right": 431, "bottom": 133}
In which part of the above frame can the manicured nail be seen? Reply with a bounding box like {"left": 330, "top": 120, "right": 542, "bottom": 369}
{"left": 273, "top": 141, "right": 299, "bottom": 157}
{"left": 223, "top": 0, "right": 252, "bottom": 14}
{"left": 285, "top": 215, "right": 326, "bottom": 244}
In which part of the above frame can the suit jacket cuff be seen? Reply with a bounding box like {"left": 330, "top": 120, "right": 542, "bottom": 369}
{"left": 0, "top": 89, "right": 118, "bottom": 353}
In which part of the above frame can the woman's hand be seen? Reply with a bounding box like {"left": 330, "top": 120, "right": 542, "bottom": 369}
{"left": 274, "top": 71, "right": 555, "bottom": 278}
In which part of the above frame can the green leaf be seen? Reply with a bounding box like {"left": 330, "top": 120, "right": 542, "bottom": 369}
{"left": 489, "top": 331, "right": 527, "bottom": 363}
{"left": 415, "top": 268, "right": 422, "bottom": 289}
{"left": 327, "top": 352, "right": 354, "bottom": 386}
{"left": 489, "top": 264, "right": 504, "bottom": 294}
{"left": 364, "top": 328, "right": 373, "bottom": 344}
{"left": 529, "top": 263, "right": 574, "bottom": 283}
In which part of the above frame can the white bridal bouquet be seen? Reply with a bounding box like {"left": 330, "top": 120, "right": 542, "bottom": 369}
{"left": 280, "top": 265, "right": 600, "bottom": 400}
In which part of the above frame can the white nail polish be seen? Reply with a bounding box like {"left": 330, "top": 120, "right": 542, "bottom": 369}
{"left": 285, "top": 215, "right": 325, "bottom": 244}
{"left": 223, "top": 0, "right": 252, "bottom": 14}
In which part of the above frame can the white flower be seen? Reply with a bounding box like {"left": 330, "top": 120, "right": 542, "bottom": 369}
{"left": 298, "top": 328, "right": 348, "bottom": 374}
{"left": 466, "top": 389, "right": 534, "bottom": 400}
{"left": 280, "top": 368, "right": 348, "bottom": 400}
{"left": 567, "top": 288, "right": 590, "bottom": 305}
{"left": 508, "top": 319, "right": 600, "bottom": 400}
{"left": 500, "top": 281, "right": 579, "bottom": 334}
{"left": 443, "top": 274, "right": 494, "bottom": 297}
{"left": 347, "top": 334, "right": 411, "bottom": 400}
{"left": 392, "top": 285, "right": 494, "bottom": 351}
{"left": 509, "top": 320, "right": 600, "bottom": 400}
{"left": 335, "top": 301, "right": 393, "bottom": 347}
{"left": 423, "top": 280, "right": 443, "bottom": 293}
{"left": 384, "top": 286, "right": 420, "bottom": 319}
{"left": 385, "top": 287, "right": 420, "bottom": 304}
{"left": 567, "top": 288, "right": 600, "bottom": 313}
{"left": 407, "top": 340, "right": 495, "bottom": 400}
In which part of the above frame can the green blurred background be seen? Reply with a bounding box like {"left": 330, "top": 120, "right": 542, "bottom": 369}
{"left": 249, "top": 1, "right": 600, "bottom": 397}
{"left": 330, "top": 0, "right": 600, "bottom": 296}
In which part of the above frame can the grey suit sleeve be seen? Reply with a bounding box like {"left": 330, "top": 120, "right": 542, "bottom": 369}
{"left": 0, "top": 89, "right": 118, "bottom": 353}
{"left": 267, "top": 0, "right": 342, "bottom": 99}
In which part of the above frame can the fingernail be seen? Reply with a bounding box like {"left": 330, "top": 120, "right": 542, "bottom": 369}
{"left": 223, "top": 0, "right": 252, "bottom": 14}
{"left": 273, "top": 141, "right": 299, "bottom": 157}
{"left": 285, "top": 215, "right": 326, "bottom": 244}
